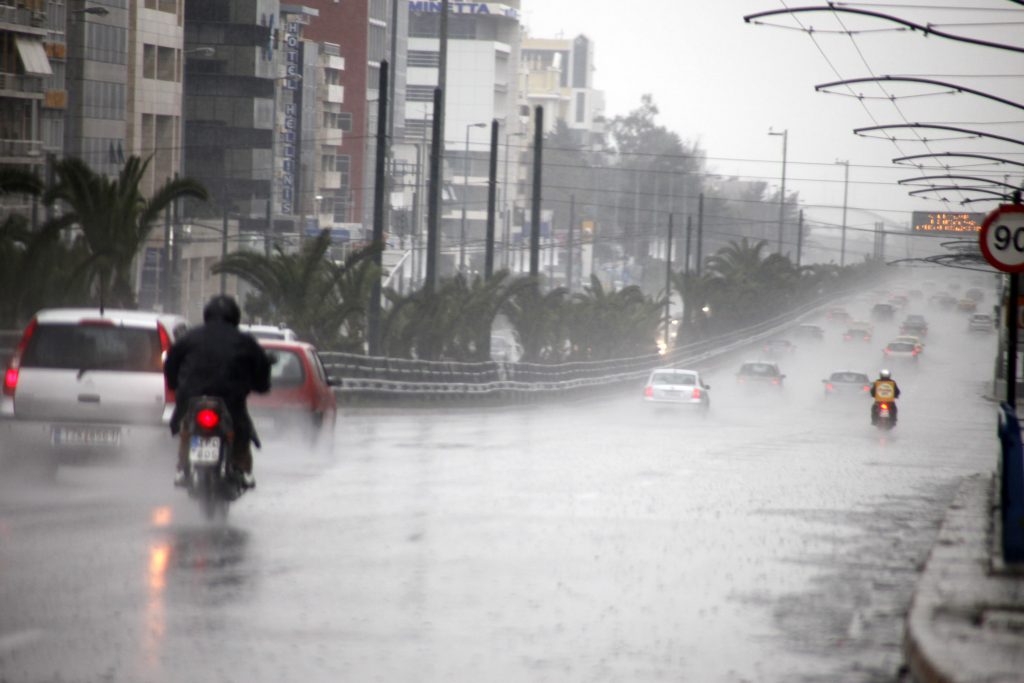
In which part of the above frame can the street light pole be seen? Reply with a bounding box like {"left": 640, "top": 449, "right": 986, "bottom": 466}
{"left": 502, "top": 130, "right": 524, "bottom": 270}
{"left": 837, "top": 159, "right": 849, "bottom": 266}
{"left": 769, "top": 128, "right": 788, "bottom": 254}
{"left": 461, "top": 122, "right": 486, "bottom": 272}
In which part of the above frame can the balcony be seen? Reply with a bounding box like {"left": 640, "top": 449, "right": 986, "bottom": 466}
{"left": 0, "top": 138, "right": 44, "bottom": 162}
{"left": 0, "top": 71, "right": 43, "bottom": 96}
{"left": 323, "top": 127, "right": 343, "bottom": 146}
{"left": 326, "top": 84, "right": 344, "bottom": 104}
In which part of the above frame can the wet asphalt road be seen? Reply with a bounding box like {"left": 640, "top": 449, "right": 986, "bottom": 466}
{"left": 0, "top": 292, "right": 1000, "bottom": 683}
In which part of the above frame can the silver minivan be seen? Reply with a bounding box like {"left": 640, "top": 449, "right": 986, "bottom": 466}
{"left": 1, "top": 308, "right": 189, "bottom": 470}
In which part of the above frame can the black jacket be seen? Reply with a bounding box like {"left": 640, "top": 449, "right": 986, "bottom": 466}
{"left": 164, "top": 321, "right": 272, "bottom": 437}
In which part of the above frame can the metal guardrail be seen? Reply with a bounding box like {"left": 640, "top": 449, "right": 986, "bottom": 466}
{"left": 321, "top": 289, "right": 857, "bottom": 402}
{"left": 0, "top": 287, "right": 855, "bottom": 401}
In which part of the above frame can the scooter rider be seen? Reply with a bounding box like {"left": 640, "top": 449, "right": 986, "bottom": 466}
{"left": 164, "top": 295, "right": 272, "bottom": 488}
{"left": 869, "top": 368, "right": 901, "bottom": 424}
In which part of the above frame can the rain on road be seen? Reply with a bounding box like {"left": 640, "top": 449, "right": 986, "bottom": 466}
{"left": 0, "top": 290, "right": 999, "bottom": 683}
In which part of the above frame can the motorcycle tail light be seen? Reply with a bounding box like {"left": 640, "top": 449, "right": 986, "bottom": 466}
{"left": 879, "top": 403, "right": 889, "bottom": 410}
{"left": 196, "top": 408, "right": 220, "bottom": 430}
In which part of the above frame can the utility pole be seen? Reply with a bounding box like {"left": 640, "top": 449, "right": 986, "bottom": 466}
{"left": 485, "top": 119, "right": 498, "bottom": 280}
{"left": 696, "top": 193, "right": 704, "bottom": 277}
{"left": 566, "top": 194, "right": 575, "bottom": 293}
{"left": 664, "top": 213, "right": 674, "bottom": 349}
{"left": 796, "top": 209, "right": 803, "bottom": 268}
{"left": 837, "top": 159, "right": 849, "bottom": 266}
{"left": 769, "top": 128, "right": 788, "bottom": 254}
{"left": 529, "top": 105, "right": 543, "bottom": 278}
{"left": 425, "top": 0, "right": 449, "bottom": 292}
{"left": 684, "top": 215, "right": 692, "bottom": 275}
{"left": 368, "top": 61, "right": 389, "bottom": 355}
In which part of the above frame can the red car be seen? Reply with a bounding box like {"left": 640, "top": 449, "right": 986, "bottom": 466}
{"left": 249, "top": 340, "right": 338, "bottom": 449}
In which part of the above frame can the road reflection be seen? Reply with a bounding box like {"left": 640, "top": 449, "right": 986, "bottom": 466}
{"left": 140, "top": 506, "right": 252, "bottom": 679}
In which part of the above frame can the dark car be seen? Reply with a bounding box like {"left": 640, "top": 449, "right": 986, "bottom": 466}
{"left": 248, "top": 340, "right": 338, "bottom": 449}
{"left": 900, "top": 314, "right": 929, "bottom": 337}
{"left": 843, "top": 326, "right": 873, "bottom": 342}
{"left": 822, "top": 370, "right": 872, "bottom": 398}
{"left": 736, "top": 361, "right": 785, "bottom": 388}
{"left": 791, "top": 324, "right": 825, "bottom": 342}
{"left": 871, "top": 303, "right": 895, "bottom": 321}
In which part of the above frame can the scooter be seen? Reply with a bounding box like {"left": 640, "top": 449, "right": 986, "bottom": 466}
{"left": 873, "top": 401, "right": 896, "bottom": 431}
{"left": 180, "top": 396, "right": 248, "bottom": 519}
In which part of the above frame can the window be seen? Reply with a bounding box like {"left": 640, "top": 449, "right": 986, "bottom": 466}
{"left": 321, "top": 153, "right": 335, "bottom": 172}
{"left": 575, "top": 92, "right": 585, "bottom": 124}
{"left": 82, "top": 80, "right": 125, "bottom": 120}
{"left": 84, "top": 23, "right": 127, "bottom": 65}
{"left": 143, "top": 44, "right": 156, "bottom": 79}
{"left": 338, "top": 112, "right": 352, "bottom": 132}
{"left": 406, "top": 85, "right": 433, "bottom": 102}
{"left": 157, "top": 46, "right": 175, "bottom": 81}
{"left": 337, "top": 155, "right": 350, "bottom": 188}
{"left": 22, "top": 325, "right": 163, "bottom": 373}
{"left": 407, "top": 50, "right": 439, "bottom": 68}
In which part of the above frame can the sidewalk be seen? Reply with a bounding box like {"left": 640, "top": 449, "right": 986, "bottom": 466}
{"left": 903, "top": 473, "right": 1024, "bottom": 683}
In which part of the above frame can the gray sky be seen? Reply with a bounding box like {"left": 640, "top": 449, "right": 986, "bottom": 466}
{"left": 524, "top": 1, "right": 1024, "bottom": 239}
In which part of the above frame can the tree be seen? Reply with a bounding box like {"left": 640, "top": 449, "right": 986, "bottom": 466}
{"left": 43, "top": 156, "right": 208, "bottom": 309}
{"left": 0, "top": 168, "right": 95, "bottom": 326}
{"left": 213, "top": 230, "right": 380, "bottom": 350}
{"left": 566, "top": 276, "right": 664, "bottom": 359}
{"left": 380, "top": 271, "right": 533, "bottom": 360}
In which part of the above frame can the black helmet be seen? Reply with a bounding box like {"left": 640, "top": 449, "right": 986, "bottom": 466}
{"left": 202, "top": 295, "right": 241, "bottom": 326}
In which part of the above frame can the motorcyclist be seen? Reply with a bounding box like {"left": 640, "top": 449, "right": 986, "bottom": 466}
{"left": 164, "top": 295, "right": 272, "bottom": 488}
{"left": 869, "top": 368, "right": 901, "bottom": 424}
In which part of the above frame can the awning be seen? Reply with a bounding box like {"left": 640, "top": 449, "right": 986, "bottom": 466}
{"left": 15, "top": 36, "right": 52, "bottom": 77}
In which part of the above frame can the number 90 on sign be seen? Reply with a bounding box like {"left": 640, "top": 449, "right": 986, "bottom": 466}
{"left": 980, "top": 206, "right": 1024, "bottom": 273}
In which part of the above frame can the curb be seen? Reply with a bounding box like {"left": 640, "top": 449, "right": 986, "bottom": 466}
{"left": 903, "top": 473, "right": 1024, "bottom": 683}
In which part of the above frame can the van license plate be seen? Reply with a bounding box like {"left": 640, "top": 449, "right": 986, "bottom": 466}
{"left": 189, "top": 436, "right": 220, "bottom": 464}
{"left": 52, "top": 426, "right": 121, "bottom": 447}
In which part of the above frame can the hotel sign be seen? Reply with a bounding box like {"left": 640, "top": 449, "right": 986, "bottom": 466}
{"left": 911, "top": 211, "right": 985, "bottom": 235}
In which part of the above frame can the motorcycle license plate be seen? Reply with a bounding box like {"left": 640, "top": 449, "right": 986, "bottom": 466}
{"left": 879, "top": 408, "right": 890, "bottom": 417}
{"left": 189, "top": 436, "right": 221, "bottom": 464}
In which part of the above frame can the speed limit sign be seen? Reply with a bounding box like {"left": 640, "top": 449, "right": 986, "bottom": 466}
{"left": 980, "top": 204, "right": 1024, "bottom": 273}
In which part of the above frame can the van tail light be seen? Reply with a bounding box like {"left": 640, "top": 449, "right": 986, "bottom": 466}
{"left": 863, "top": 385, "right": 871, "bottom": 391}
{"left": 884, "top": 348, "right": 891, "bottom": 355}
{"left": 772, "top": 378, "right": 781, "bottom": 385}
{"left": 863, "top": 335, "right": 870, "bottom": 341}
{"left": 157, "top": 322, "right": 174, "bottom": 404}
{"left": 643, "top": 386, "right": 653, "bottom": 398}
{"left": 825, "top": 383, "right": 834, "bottom": 391}
{"left": 3, "top": 318, "right": 37, "bottom": 397}
{"left": 196, "top": 408, "right": 220, "bottom": 430}
{"left": 691, "top": 387, "right": 702, "bottom": 399}
{"left": 843, "top": 334, "right": 851, "bottom": 341}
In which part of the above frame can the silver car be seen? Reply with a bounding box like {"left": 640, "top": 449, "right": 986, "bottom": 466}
{"left": 1, "top": 308, "right": 189, "bottom": 471}
{"left": 642, "top": 368, "right": 710, "bottom": 410}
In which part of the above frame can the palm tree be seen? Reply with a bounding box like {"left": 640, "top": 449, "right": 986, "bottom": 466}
{"left": 505, "top": 281, "right": 569, "bottom": 362}
{"left": 0, "top": 168, "right": 96, "bottom": 325}
{"left": 703, "top": 238, "right": 798, "bottom": 325}
{"left": 567, "top": 276, "right": 664, "bottom": 359}
{"left": 380, "top": 271, "right": 532, "bottom": 361}
{"left": 43, "top": 155, "right": 208, "bottom": 309}
{"left": 213, "top": 230, "right": 379, "bottom": 349}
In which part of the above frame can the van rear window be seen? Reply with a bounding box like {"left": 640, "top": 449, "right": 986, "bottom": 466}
{"left": 21, "top": 324, "right": 162, "bottom": 372}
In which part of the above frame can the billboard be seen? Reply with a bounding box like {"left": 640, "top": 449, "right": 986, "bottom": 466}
{"left": 911, "top": 211, "right": 986, "bottom": 235}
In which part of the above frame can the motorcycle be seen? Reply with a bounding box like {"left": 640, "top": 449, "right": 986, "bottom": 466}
{"left": 180, "top": 396, "right": 247, "bottom": 519}
{"left": 873, "top": 401, "right": 896, "bottom": 430}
